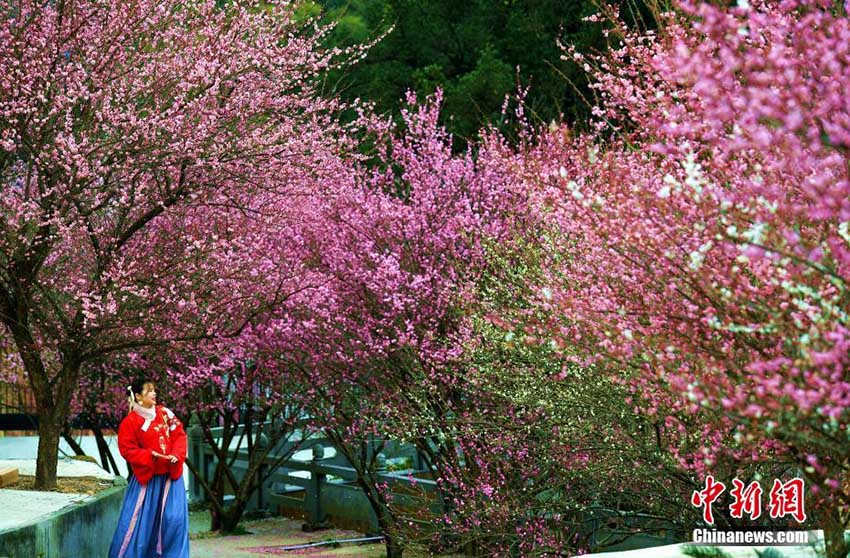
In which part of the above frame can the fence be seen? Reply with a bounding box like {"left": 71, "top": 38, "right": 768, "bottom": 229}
{"left": 187, "top": 422, "right": 441, "bottom": 533}
{"left": 0, "top": 380, "right": 38, "bottom": 432}
{"left": 0, "top": 381, "right": 35, "bottom": 411}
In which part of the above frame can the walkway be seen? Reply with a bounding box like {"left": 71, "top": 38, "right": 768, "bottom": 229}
{"left": 189, "top": 513, "right": 386, "bottom": 558}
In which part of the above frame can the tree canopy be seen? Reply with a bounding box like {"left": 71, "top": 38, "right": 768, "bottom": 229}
{"left": 312, "top": 0, "right": 612, "bottom": 142}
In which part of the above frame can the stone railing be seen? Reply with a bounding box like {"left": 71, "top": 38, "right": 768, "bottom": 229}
{"left": 188, "top": 424, "right": 441, "bottom": 532}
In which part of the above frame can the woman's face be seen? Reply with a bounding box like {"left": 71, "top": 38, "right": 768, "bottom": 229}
{"left": 136, "top": 383, "right": 157, "bottom": 408}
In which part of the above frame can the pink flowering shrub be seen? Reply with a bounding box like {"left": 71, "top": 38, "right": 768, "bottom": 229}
{"left": 531, "top": 0, "right": 850, "bottom": 554}
{"left": 245, "top": 92, "right": 531, "bottom": 556}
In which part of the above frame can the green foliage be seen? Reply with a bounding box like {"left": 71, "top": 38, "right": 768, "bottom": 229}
{"left": 681, "top": 545, "right": 733, "bottom": 558}
{"left": 464, "top": 236, "right": 705, "bottom": 546}
{"left": 755, "top": 548, "right": 787, "bottom": 558}
{"left": 294, "top": 0, "right": 323, "bottom": 21}
{"left": 317, "top": 0, "right": 611, "bottom": 145}
{"left": 228, "top": 524, "right": 253, "bottom": 536}
{"left": 385, "top": 456, "right": 414, "bottom": 472}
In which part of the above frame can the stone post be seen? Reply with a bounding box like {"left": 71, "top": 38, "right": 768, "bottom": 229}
{"left": 188, "top": 419, "right": 204, "bottom": 502}
{"left": 302, "top": 444, "right": 329, "bottom": 531}
{"left": 252, "top": 432, "right": 269, "bottom": 512}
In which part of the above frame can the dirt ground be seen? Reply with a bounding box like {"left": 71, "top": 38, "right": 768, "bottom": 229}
{"left": 189, "top": 515, "right": 388, "bottom": 558}
{"left": 5, "top": 474, "right": 115, "bottom": 495}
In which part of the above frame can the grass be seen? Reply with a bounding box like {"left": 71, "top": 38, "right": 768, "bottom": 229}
{"left": 681, "top": 544, "right": 733, "bottom": 558}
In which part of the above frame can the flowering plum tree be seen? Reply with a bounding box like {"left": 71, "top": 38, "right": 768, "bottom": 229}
{"left": 246, "top": 92, "right": 537, "bottom": 556}
{"left": 0, "top": 0, "right": 364, "bottom": 489}
{"left": 533, "top": 1, "right": 850, "bottom": 555}
{"left": 69, "top": 135, "right": 366, "bottom": 513}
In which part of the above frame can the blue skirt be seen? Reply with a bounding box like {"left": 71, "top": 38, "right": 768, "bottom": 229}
{"left": 109, "top": 473, "right": 190, "bottom": 558}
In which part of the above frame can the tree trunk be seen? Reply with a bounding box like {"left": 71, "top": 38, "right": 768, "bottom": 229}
{"left": 32, "top": 357, "right": 81, "bottom": 489}
{"left": 8, "top": 312, "right": 82, "bottom": 491}
{"left": 61, "top": 426, "right": 86, "bottom": 456}
{"left": 6, "top": 323, "right": 62, "bottom": 490}
{"left": 211, "top": 511, "right": 220, "bottom": 531}
{"left": 35, "top": 412, "right": 61, "bottom": 490}
{"left": 823, "top": 501, "right": 848, "bottom": 558}
{"left": 210, "top": 449, "right": 227, "bottom": 532}
{"left": 93, "top": 425, "right": 120, "bottom": 475}
{"left": 376, "top": 508, "right": 403, "bottom": 558}
{"left": 105, "top": 437, "right": 120, "bottom": 475}
{"left": 358, "top": 479, "right": 403, "bottom": 558}
{"left": 33, "top": 360, "right": 79, "bottom": 489}
{"left": 221, "top": 499, "right": 249, "bottom": 534}
{"left": 383, "top": 532, "right": 404, "bottom": 558}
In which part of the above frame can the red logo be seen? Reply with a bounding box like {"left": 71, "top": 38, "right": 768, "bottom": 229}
{"left": 692, "top": 476, "right": 806, "bottom": 524}
{"left": 692, "top": 475, "right": 726, "bottom": 525}
{"left": 769, "top": 478, "right": 807, "bottom": 522}
{"left": 730, "top": 479, "right": 763, "bottom": 520}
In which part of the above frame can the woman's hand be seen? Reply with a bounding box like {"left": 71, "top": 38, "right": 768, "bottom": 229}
{"left": 152, "top": 451, "right": 179, "bottom": 463}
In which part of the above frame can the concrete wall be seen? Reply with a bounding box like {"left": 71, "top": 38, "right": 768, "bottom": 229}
{"left": 0, "top": 479, "right": 126, "bottom": 558}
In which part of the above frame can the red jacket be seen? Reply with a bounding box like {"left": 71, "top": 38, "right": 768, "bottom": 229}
{"left": 117, "top": 404, "right": 187, "bottom": 485}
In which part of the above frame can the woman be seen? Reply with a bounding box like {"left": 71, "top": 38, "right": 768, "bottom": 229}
{"left": 109, "top": 379, "right": 190, "bottom": 558}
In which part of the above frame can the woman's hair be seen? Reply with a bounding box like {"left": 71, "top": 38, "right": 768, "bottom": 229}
{"left": 127, "top": 378, "right": 153, "bottom": 411}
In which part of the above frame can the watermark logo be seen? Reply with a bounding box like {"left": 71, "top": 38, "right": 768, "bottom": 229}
{"left": 768, "top": 478, "right": 806, "bottom": 523}
{"left": 691, "top": 475, "right": 726, "bottom": 524}
{"left": 692, "top": 529, "right": 810, "bottom": 546}
{"left": 690, "top": 476, "right": 809, "bottom": 547}
{"left": 692, "top": 476, "right": 807, "bottom": 524}
{"left": 730, "top": 478, "right": 762, "bottom": 520}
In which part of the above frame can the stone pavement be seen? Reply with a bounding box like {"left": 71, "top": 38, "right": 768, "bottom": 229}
{"left": 0, "top": 489, "right": 93, "bottom": 531}
{"left": 189, "top": 514, "right": 387, "bottom": 558}
{"left": 0, "top": 458, "right": 114, "bottom": 530}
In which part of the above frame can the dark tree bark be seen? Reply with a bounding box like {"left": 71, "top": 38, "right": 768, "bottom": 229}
{"left": 183, "top": 405, "right": 302, "bottom": 534}
{"left": 61, "top": 426, "right": 86, "bottom": 456}
{"left": 92, "top": 425, "right": 120, "bottom": 475}
{"left": 35, "top": 415, "right": 61, "bottom": 489}
{"left": 823, "top": 501, "right": 849, "bottom": 558}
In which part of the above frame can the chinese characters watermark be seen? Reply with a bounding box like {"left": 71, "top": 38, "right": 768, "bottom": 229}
{"left": 692, "top": 476, "right": 806, "bottom": 525}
